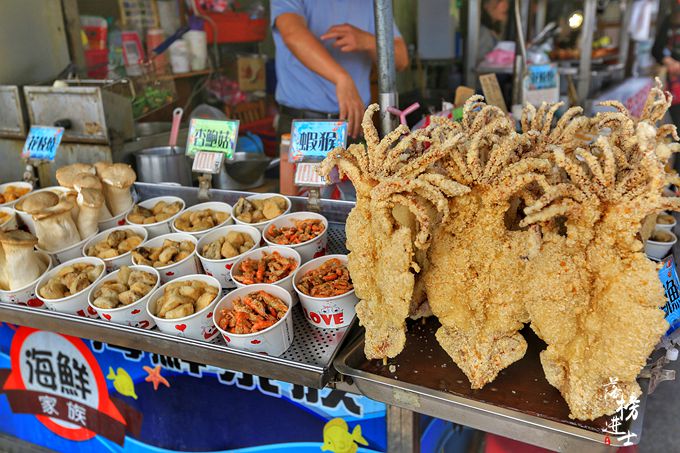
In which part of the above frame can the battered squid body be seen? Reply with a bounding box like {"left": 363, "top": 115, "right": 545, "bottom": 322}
{"left": 425, "top": 189, "right": 540, "bottom": 388}
{"left": 347, "top": 196, "right": 421, "bottom": 359}
{"left": 538, "top": 207, "right": 668, "bottom": 420}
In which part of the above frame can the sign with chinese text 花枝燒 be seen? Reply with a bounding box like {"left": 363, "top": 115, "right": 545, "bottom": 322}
{"left": 523, "top": 64, "right": 560, "bottom": 107}
{"left": 186, "top": 119, "right": 239, "bottom": 158}
{"left": 21, "top": 126, "right": 64, "bottom": 161}
{"left": 290, "top": 120, "right": 348, "bottom": 163}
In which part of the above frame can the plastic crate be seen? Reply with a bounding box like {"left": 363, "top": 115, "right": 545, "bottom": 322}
{"left": 201, "top": 11, "right": 266, "bottom": 43}
{"left": 84, "top": 49, "right": 109, "bottom": 79}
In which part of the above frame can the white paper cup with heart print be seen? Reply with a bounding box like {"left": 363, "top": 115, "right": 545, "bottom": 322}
{"left": 263, "top": 211, "right": 328, "bottom": 263}
{"left": 293, "top": 254, "right": 357, "bottom": 329}
{"left": 196, "top": 225, "right": 261, "bottom": 289}
{"left": 0, "top": 207, "right": 18, "bottom": 232}
{"left": 171, "top": 201, "right": 234, "bottom": 239}
{"left": 0, "top": 252, "right": 52, "bottom": 309}
{"left": 126, "top": 196, "right": 185, "bottom": 238}
{"left": 36, "top": 231, "right": 98, "bottom": 266}
{"left": 36, "top": 256, "right": 107, "bottom": 317}
{"left": 88, "top": 265, "right": 160, "bottom": 329}
{"left": 83, "top": 225, "right": 148, "bottom": 272}
{"left": 230, "top": 245, "right": 301, "bottom": 303}
{"left": 131, "top": 232, "right": 199, "bottom": 283}
{"left": 232, "top": 193, "right": 291, "bottom": 232}
{"left": 212, "top": 283, "right": 294, "bottom": 356}
{"left": 146, "top": 274, "right": 221, "bottom": 341}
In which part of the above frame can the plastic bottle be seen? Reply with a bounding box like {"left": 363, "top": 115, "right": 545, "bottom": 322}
{"left": 279, "top": 134, "right": 297, "bottom": 196}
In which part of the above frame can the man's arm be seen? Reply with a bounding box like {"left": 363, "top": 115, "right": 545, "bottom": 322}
{"left": 321, "top": 24, "right": 409, "bottom": 71}
{"left": 276, "top": 13, "right": 365, "bottom": 137}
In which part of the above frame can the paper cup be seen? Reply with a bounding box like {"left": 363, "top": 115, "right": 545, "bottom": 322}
{"left": 645, "top": 230, "right": 677, "bottom": 260}
{"left": 263, "top": 212, "right": 328, "bottom": 263}
{"left": 230, "top": 245, "right": 301, "bottom": 303}
{"left": 213, "top": 283, "right": 294, "bottom": 356}
{"left": 0, "top": 207, "right": 18, "bottom": 232}
{"left": 15, "top": 186, "right": 66, "bottom": 235}
{"left": 37, "top": 232, "right": 97, "bottom": 265}
{"left": 196, "top": 225, "right": 261, "bottom": 289}
{"left": 0, "top": 181, "right": 33, "bottom": 208}
{"left": 293, "top": 255, "right": 357, "bottom": 329}
{"left": 0, "top": 252, "right": 52, "bottom": 308}
{"left": 232, "top": 193, "right": 291, "bottom": 232}
{"left": 36, "top": 256, "right": 107, "bottom": 317}
{"left": 656, "top": 212, "right": 677, "bottom": 232}
{"left": 88, "top": 265, "right": 160, "bottom": 329}
{"left": 126, "top": 196, "right": 185, "bottom": 239}
{"left": 83, "top": 225, "right": 148, "bottom": 272}
{"left": 171, "top": 201, "right": 233, "bottom": 239}
{"left": 131, "top": 232, "right": 199, "bottom": 283}
{"left": 99, "top": 208, "right": 132, "bottom": 232}
{"left": 147, "top": 274, "right": 221, "bottom": 341}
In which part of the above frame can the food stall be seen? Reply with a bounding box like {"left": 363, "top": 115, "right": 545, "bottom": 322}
{"left": 0, "top": 1, "right": 678, "bottom": 453}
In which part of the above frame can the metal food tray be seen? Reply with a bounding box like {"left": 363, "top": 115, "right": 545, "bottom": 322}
{"left": 335, "top": 318, "right": 647, "bottom": 452}
{"left": 0, "top": 183, "right": 356, "bottom": 389}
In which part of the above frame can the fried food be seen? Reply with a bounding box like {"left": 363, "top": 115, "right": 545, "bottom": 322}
{"left": 296, "top": 258, "right": 353, "bottom": 297}
{"left": 232, "top": 251, "right": 297, "bottom": 284}
{"left": 131, "top": 239, "right": 195, "bottom": 268}
{"left": 174, "top": 209, "right": 230, "bottom": 232}
{"left": 657, "top": 213, "right": 675, "bottom": 225}
{"left": 266, "top": 219, "right": 325, "bottom": 245}
{"left": 153, "top": 279, "right": 219, "bottom": 319}
{"left": 92, "top": 266, "right": 157, "bottom": 309}
{"left": 0, "top": 211, "right": 12, "bottom": 225}
{"left": 86, "top": 229, "right": 144, "bottom": 259}
{"left": 40, "top": 263, "right": 103, "bottom": 299}
{"left": 201, "top": 231, "right": 255, "bottom": 260}
{"left": 128, "top": 200, "right": 182, "bottom": 224}
{"left": 0, "top": 185, "right": 30, "bottom": 204}
{"left": 218, "top": 290, "right": 288, "bottom": 334}
{"left": 233, "top": 196, "right": 287, "bottom": 223}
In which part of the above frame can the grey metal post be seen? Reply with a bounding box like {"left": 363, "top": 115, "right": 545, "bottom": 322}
{"left": 535, "top": 0, "right": 548, "bottom": 36}
{"left": 577, "top": 0, "right": 597, "bottom": 107}
{"left": 374, "top": 0, "right": 398, "bottom": 136}
{"left": 618, "top": 0, "right": 634, "bottom": 76}
{"left": 465, "top": 0, "right": 481, "bottom": 87}
{"left": 387, "top": 405, "right": 420, "bottom": 453}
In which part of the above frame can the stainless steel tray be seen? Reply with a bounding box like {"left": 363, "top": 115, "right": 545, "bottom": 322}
{"left": 0, "top": 183, "right": 355, "bottom": 389}
{"left": 335, "top": 319, "right": 647, "bottom": 452}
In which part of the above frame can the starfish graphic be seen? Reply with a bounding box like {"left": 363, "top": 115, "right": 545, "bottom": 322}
{"left": 143, "top": 365, "right": 170, "bottom": 391}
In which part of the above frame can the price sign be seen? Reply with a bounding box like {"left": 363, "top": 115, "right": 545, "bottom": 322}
{"left": 479, "top": 73, "right": 508, "bottom": 113}
{"left": 294, "top": 162, "right": 337, "bottom": 187}
{"left": 192, "top": 151, "right": 225, "bottom": 174}
{"left": 523, "top": 64, "right": 560, "bottom": 107}
{"left": 22, "top": 126, "right": 64, "bottom": 161}
{"left": 186, "top": 119, "right": 239, "bottom": 158}
{"left": 290, "top": 120, "right": 347, "bottom": 163}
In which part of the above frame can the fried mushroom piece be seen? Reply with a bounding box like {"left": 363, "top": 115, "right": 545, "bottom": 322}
{"left": 91, "top": 265, "right": 157, "bottom": 309}
{"left": 127, "top": 201, "right": 182, "bottom": 225}
{"left": 131, "top": 240, "right": 195, "bottom": 268}
{"left": 153, "top": 279, "right": 219, "bottom": 319}
{"left": 174, "top": 209, "right": 230, "bottom": 232}
{"left": 233, "top": 196, "right": 287, "bottom": 223}
{"left": 39, "top": 263, "right": 103, "bottom": 300}
{"left": 87, "top": 229, "right": 144, "bottom": 259}
{"left": 200, "top": 232, "right": 255, "bottom": 260}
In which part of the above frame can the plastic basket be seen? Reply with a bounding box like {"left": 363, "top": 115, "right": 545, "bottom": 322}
{"left": 84, "top": 49, "right": 109, "bottom": 79}
{"left": 201, "top": 12, "right": 266, "bottom": 43}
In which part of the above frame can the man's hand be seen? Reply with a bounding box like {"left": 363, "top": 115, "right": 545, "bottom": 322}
{"left": 336, "top": 73, "right": 364, "bottom": 138}
{"left": 664, "top": 56, "right": 680, "bottom": 76}
{"left": 321, "top": 24, "right": 374, "bottom": 53}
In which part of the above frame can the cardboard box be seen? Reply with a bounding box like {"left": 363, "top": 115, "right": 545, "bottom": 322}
{"left": 237, "top": 55, "right": 266, "bottom": 92}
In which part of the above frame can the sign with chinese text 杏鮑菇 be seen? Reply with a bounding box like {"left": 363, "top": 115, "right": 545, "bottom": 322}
{"left": 21, "top": 126, "right": 64, "bottom": 161}
{"left": 186, "top": 119, "right": 239, "bottom": 158}
{"left": 290, "top": 120, "right": 348, "bottom": 163}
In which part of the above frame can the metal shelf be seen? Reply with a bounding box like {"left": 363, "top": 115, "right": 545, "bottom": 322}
{"left": 0, "top": 183, "right": 356, "bottom": 389}
{"left": 335, "top": 319, "right": 648, "bottom": 452}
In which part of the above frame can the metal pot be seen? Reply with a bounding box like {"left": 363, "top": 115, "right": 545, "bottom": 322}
{"left": 212, "top": 152, "right": 280, "bottom": 190}
{"left": 134, "top": 146, "right": 192, "bottom": 186}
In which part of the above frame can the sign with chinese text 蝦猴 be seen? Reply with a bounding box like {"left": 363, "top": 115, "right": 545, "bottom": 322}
{"left": 21, "top": 126, "right": 64, "bottom": 161}
{"left": 186, "top": 119, "right": 239, "bottom": 158}
{"left": 523, "top": 64, "right": 560, "bottom": 107}
{"left": 290, "top": 120, "right": 348, "bottom": 163}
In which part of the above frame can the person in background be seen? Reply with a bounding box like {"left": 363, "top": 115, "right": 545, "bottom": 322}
{"left": 271, "top": 0, "right": 409, "bottom": 139}
{"left": 478, "top": 0, "right": 509, "bottom": 64}
{"left": 653, "top": 1, "right": 680, "bottom": 127}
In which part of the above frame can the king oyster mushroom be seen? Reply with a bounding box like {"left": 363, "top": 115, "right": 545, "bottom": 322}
{"left": 15, "top": 191, "right": 59, "bottom": 214}
{"left": 55, "top": 163, "right": 96, "bottom": 188}
{"left": 76, "top": 188, "right": 104, "bottom": 238}
{"left": 97, "top": 163, "right": 136, "bottom": 216}
{"left": 73, "top": 173, "right": 112, "bottom": 220}
{"left": 0, "top": 230, "right": 47, "bottom": 290}
{"left": 32, "top": 197, "right": 81, "bottom": 252}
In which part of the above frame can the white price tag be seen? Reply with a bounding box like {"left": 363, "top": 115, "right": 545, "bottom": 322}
{"left": 192, "top": 151, "right": 225, "bottom": 174}
{"left": 294, "top": 163, "right": 328, "bottom": 187}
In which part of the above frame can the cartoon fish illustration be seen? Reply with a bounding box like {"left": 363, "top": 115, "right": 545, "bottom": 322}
{"left": 321, "top": 418, "right": 368, "bottom": 453}
{"left": 107, "top": 366, "right": 138, "bottom": 400}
